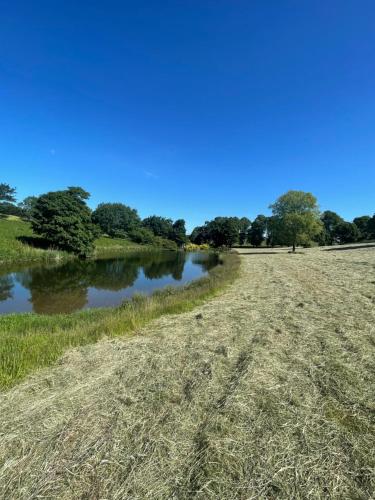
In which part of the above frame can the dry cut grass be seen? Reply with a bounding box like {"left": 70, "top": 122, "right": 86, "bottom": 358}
{"left": 0, "top": 246, "right": 374, "bottom": 498}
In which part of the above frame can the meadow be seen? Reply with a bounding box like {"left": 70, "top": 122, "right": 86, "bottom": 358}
{"left": 0, "top": 245, "right": 374, "bottom": 498}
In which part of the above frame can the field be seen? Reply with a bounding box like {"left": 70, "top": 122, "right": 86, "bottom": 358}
{"left": 0, "top": 217, "right": 145, "bottom": 264}
{"left": 0, "top": 246, "right": 375, "bottom": 498}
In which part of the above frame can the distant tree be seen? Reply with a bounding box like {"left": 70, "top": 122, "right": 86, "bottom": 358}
{"left": 239, "top": 230, "right": 247, "bottom": 246}
{"left": 0, "top": 202, "right": 24, "bottom": 216}
{"left": 265, "top": 216, "right": 283, "bottom": 247}
{"left": 248, "top": 215, "right": 267, "bottom": 247}
{"left": 368, "top": 215, "right": 375, "bottom": 239}
{"left": 334, "top": 221, "right": 360, "bottom": 244}
{"left": 353, "top": 216, "right": 371, "bottom": 240}
{"left": 170, "top": 219, "right": 187, "bottom": 247}
{"left": 190, "top": 225, "right": 209, "bottom": 245}
{"left": 0, "top": 183, "right": 16, "bottom": 203}
{"left": 32, "top": 187, "right": 97, "bottom": 257}
{"left": 238, "top": 217, "right": 251, "bottom": 245}
{"left": 92, "top": 203, "right": 141, "bottom": 237}
{"left": 142, "top": 216, "right": 174, "bottom": 239}
{"left": 270, "top": 191, "right": 323, "bottom": 252}
{"left": 320, "top": 210, "right": 344, "bottom": 244}
{"left": 206, "top": 217, "right": 239, "bottom": 247}
{"left": 18, "top": 196, "right": 38, "bottom": 220}
{"left": 0, "top": 183, "right": 20, "bottom": 216}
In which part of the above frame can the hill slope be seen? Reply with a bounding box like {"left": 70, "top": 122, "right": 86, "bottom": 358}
{"left": 0, "top": 247, "right": 374, "bottom": 498}
{"left": 0, "top": 217, "right": 143, "bottom": 264}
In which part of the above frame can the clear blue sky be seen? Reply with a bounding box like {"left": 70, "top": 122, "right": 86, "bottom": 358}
{"left": 1, "top": 1, "right": 374, "bottom": 231}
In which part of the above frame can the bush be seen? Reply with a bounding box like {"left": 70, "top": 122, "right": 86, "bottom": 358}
{"left": 153, "top": 237, "right": 178, "bottom": 251}
{"left": 127, "top": 227, "right": 156, "bottom": 245}
{"left": 185, "top": 243, "right": 210, "bottom": 251}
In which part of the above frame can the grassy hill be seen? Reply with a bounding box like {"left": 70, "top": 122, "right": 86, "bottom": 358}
{"left": 0, "top": 216, "right": 144, "bottom": 264}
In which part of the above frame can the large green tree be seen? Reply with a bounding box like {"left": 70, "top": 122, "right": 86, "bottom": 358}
{"left": 270, "top": 190, "right": 323, "bottom": 252}
{"left": 353, "top": 216, "right": 371, "bottom": 240}
{"left": 248, "top": 214, "right": 267, "bottom": 247}
{"left": 237, "top": 217, "right": 251, "bottom": 245}
{"left": 320, "top": 210, "right": 344, "bottom": 244}
{"left": 142, "top": 216, "right": 174, "bottom": 239}
{"left": 206, "top": 217, "right": 240, "bottom": 247}
{"left": 190, "top": 225, "right": 209, "bottom": 245}
{"left": 92, "top": 203, "right": 141, "bottom": 237}
{"left": 170, "top": 219, "right": 187, "bottom": 247}
{"left": 368, "top": 214, "right": 375, "bottom": 239}
{"left": 334, "top": 221, "right": 360, "bottom": 244}
{"left": 191, "top": 216, "right": 246, "bottom": 247}
{"left": 32, "top": 187, "right": 97, "bottom": 257}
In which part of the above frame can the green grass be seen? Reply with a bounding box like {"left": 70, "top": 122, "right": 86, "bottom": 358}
{"left": 0, "top": 252, "right": 240, "bottom": 389}
{"left": 0, "top": 216, "right": 68, "bottom": 263}
{"left": 0, "top": 216, "right": 148, "bottom": 264}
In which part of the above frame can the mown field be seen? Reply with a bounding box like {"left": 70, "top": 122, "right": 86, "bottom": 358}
{"left": 0, "top": 216, "right": 144, "bottom": 264}
{"left": 0, "top": 245, "right": 374, "bottom": 498}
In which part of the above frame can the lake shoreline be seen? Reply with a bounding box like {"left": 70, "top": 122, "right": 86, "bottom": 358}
{"left": 0, "top": 252, "right": 240, "bottom": 389}
{"left": 0, "top": 250, "right": 219, "bottom": 315}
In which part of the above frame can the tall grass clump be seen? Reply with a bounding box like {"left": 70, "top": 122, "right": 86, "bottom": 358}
{"left": 0, "top": 217, "right": 68, "bottom": 264}
{"left": 0, "top": 252, "right": 240, "bottom": 389}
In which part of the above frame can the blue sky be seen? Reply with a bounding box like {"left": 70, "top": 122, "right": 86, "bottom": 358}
{"left": 1, "top": 1, "right": 374, "bottom": 231}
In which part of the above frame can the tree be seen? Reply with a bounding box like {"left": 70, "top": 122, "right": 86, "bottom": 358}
{"left": 92, "top": 203, "right": 141, "bottom": 237}
{"left": 0, "top": 183, "right": 16, "bottom": 203}
{"left": 142, "top": 216, "right": 174, "bottom": 239}
{"left": 320, "top": 211, "right": 344, "bottom": 244}
{"left": 335, "top": 221, "right": 360, "bottom": 244}
{"left": 353, "top": 216, "right": 371, "bottom": 240}
{"left": 190, "top": 225, "right": 209, "bottom": 245}
{"left": 32, "top": 187, "right": 97, "bottom": 257}
{"left": 170, "top": 219, "right": 187, "bottom": 247}
{"left": 0, "top": 183, "right": 20, "bottom": 216}
{"left": 270, "top": 190, "right": 323, "bottom": 252}
{"left": 18, "top": 196, "right": 38, "bottom": 220}
{"left": 238, "top": 217, "right": 251, "bottom": 245}
{"left": 368, "top": 215, "right": 375, "bottom": 239}
{"left": 248, "top": 215, "right": 267, "bottom": 247}
{"left": 206, "top": 217, "right": 239, "bottom": 247}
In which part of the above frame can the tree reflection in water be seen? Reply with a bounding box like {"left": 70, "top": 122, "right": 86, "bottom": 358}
{"left": 0, "top": 251, "right": 219, "bottom": 314}
{"left": 0, "top": 275, "right": 13, "bottom": 302}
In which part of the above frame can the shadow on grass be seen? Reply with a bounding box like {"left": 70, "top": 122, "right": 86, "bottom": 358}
{"left": 323, "top": 244, "right": 375, "bottom": 252}
{"left": 16, "top": 236, "right": 51, "bottom": 250}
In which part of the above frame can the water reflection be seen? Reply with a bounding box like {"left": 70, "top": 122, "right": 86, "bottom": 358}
{"left": 0, "top": 251, "right": 218, "bottom": 315}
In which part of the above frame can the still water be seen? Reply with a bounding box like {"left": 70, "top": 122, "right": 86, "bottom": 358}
{"left": 0, "top": 251, "right": 219, "bottom": 315}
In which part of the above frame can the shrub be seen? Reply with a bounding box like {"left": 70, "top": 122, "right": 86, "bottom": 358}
{"left": 127, "top": 227, "right": 156, "bottom": 245}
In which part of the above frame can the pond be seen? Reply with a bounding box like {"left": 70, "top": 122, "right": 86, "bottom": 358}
{"left": 0, "top": 251, "right": 219, "bottom": 315}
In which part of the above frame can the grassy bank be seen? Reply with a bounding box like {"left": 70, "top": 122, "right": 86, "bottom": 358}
{"left": 0, "top": 216, "right": 148, "bottom": 265}
{"left": 0, "top": 216, "right": 67, "bottom": 263}
{"left": 0, "top": 252, "right": 240, "bottom": 389}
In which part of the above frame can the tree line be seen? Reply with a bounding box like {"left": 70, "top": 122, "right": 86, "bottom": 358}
{"left": 0, "top": 183, "right": 187, "bottom": 257}
{"left": 190, "top": 191, "right": 375, "bottom": 250}
{"left": 1, "top": 183, "right": 374, "bottom": 257}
